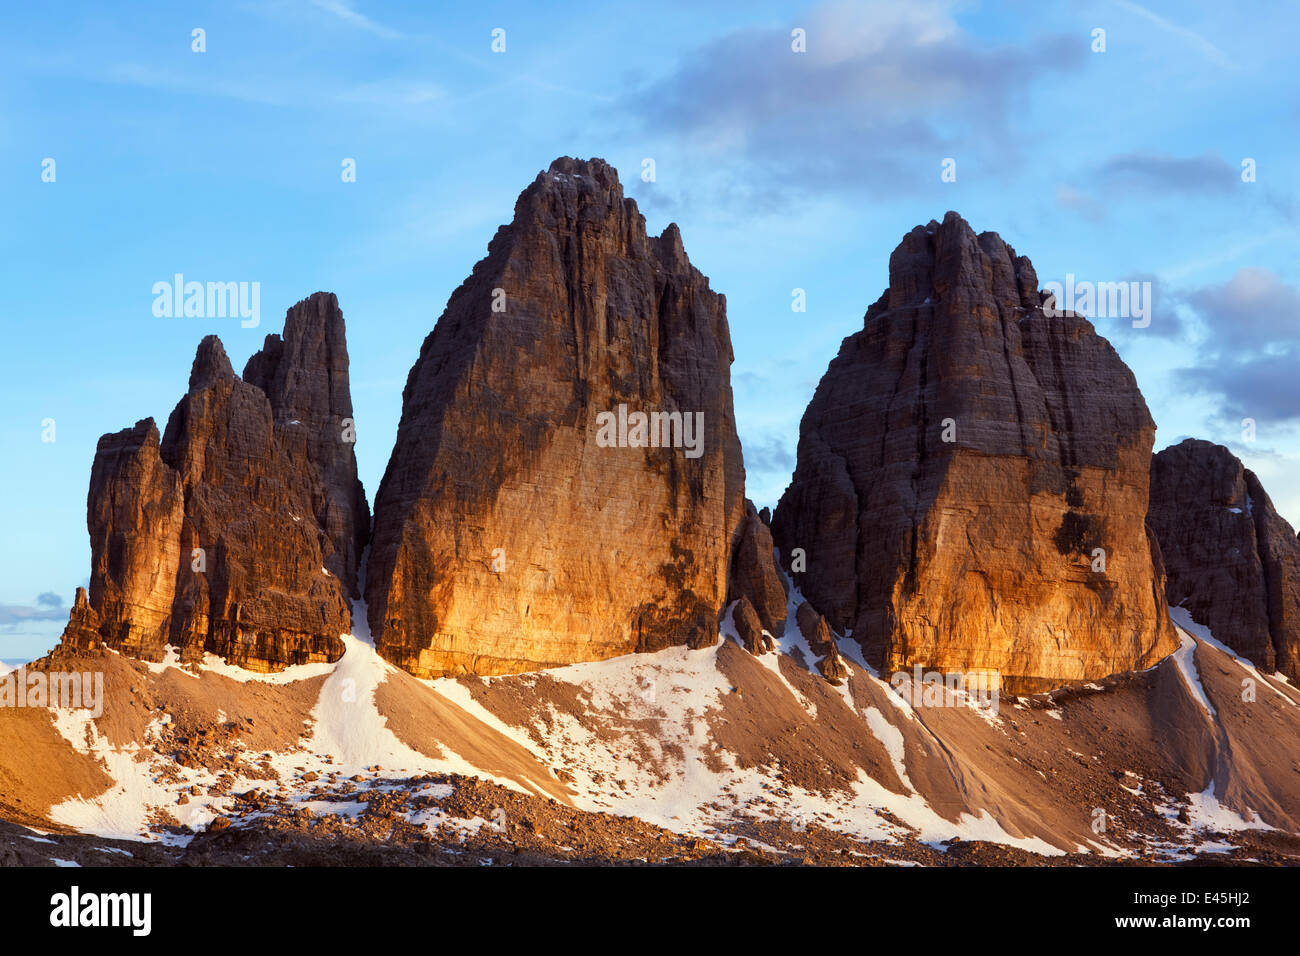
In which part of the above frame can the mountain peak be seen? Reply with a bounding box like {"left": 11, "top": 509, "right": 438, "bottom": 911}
{"left": 366, "top": 157, "right": 744, "bottom": 677}
{"left": 64, "top": 296, "right": 368, "bottom": 670}
{"left": 775, "top": 215, "right": 1174, "bottom": 692}
{"left": 188, "top": 335, "right": 234, "bottom": 391}
{"left": 544, "top": 155, "right": 620, "bottom": 186}
{"left": 883, "top": 212, "right": 1038, "bottom": 314}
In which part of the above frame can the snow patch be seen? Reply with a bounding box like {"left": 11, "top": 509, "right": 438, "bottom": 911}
{"left": 428, "top": 676, "right": 544, "bottom": 758}
{"left": 136, "top": 644, "right": 334, "bottom": 685}
{"left": 1183, "top": 784, "right": 1274, "bottom": 834}
{"left": 1170, "top": 627, "right": 1216, "bottom": 720}
{"left": 864, "top": 706, "right": 912, "bottom": 792}
{"left": 47, "top": 710, "right": 190, "bottom": 841}
{"left": 1170, "top": 606, "right": 1296, "bottom": 707}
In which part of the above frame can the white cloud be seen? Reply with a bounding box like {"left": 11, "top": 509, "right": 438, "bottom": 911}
{"left": 309, "top": 0, "right": 402, "bottom": 40}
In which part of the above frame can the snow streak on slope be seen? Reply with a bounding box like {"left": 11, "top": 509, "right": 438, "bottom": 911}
{"left": 305, "top": 633, "right": 433, "bottom": 772}
{"left": 1170, "top": 605, "right": 1297, "bottom": 708}
{"left": 1181, "top": 785, "right": 1274, "bottom": 834}
{"left": 456, "top": 572, "right": 1066, "bottom": 856}
{"left": 47, "top": 710, "right": 179, "bottom": 841}
{"left": 1171, "top": 627, "right": 1217, "bottom": 720}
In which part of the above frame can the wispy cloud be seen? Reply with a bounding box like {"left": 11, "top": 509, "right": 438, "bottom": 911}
{"left": 1099, "top": 272, "right": 1187, "bottom": 342}
{"left": 0, "top": 593, "right": 66, "bottom": 627}
{"left": 1096, "top": 151, "right": 1237, "bottom": 193}
{"left": 1158, "top": 227, "right": 1294, "bottom": 282}
{"left": 93, "top": 61, "right": 448, "bottom": 115}
{"left": 741, "top": 433, "right": 796, "bottom": 476}
{"left": 1055, "top": 184, "right": 1105, "bottom": 222}
{"left": 105, "top": 61, "right": 298, "bottom": 107}
{"left": 338, "top": 80, "right": 445, "bottom": 107}
{"left": 1112, "top": 0, "right": 1234, "bottom": 68}
{"left": 309, "top": 0, "right": 402, "bottom": 40}
{"left": 1172, "top": 268, "right": 1300, "bottom": 426}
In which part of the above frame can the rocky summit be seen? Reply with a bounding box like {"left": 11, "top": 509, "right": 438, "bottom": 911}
{"left": 59, "top": 293, "right": 369, "bottom": 672}
{"left": 1149, "top": 438, "right": 1300, "bottom": 682}
{"left": 772, "top": 212, "right": 1178, "bottom": 694}
{"left": 365, "top": 157, "right": 746, "bottom": 677}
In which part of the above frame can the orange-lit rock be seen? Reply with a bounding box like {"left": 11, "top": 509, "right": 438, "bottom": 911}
{"left": 772, "top": 213, "right": 1177, "bottom": 693}
{"left": 365, "top": 157, "right": 746, "bottom": 677}
{"left": 59, "top": 295, "right": 369, "bottom": 671}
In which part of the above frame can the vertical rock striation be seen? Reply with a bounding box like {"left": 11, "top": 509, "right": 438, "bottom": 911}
{"left": 243, "top": 292, "right": 371, "bottom": 595}
{"left": 365, "top": 157, "right": 746, "bottom": 677}
{"left": 772, "top": 212, "right": 1177, "bottom": 694}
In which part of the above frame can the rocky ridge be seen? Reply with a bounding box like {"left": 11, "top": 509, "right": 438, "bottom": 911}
{"left": 59, "top": 293, "right": 368, "bottom": 672}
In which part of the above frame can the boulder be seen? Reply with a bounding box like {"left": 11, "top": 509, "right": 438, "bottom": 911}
{"left": 727, "top": 500, "right": 788, "bottom": 637}
{"left": 732, "top": 596, "right": 773, "bottom": 656}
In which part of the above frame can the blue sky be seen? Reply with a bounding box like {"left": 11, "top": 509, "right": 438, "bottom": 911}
{"left": 2, "top": 0, "right": 1297, "bottom": 660}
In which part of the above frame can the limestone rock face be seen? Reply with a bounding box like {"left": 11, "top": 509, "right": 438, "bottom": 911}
{"left": 772, "top": 212, "right": 1177, "bottom": 694}
{"left": 1149, "top": 439, "right": 1300, "bottom": 681}
{"left": 60, "top": 587, "right": 101, "bottom": 649}
{"left": 59, "top": 296, "right": 369, "bottom": 671}
{"left": 366, "top": 157, "right": 746, "bottom": 678}
{"left": 72, "top": 420, "right": 186, "bottom": 659}
{"left": 795, "top": 601, "right": 835, "bottom": 656}
{"left": 817, "top": 645, "right": 849, "bottom": 685}
{"left": 243, "top": 292, "right": 371, "bottom": 595}
{"left": 727, "top": 500, "right": 788, "bottom": 637}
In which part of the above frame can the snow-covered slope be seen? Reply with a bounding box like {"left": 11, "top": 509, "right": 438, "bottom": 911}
{"left": 3, "top": 596, "right": 1298, "bottom": 863}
